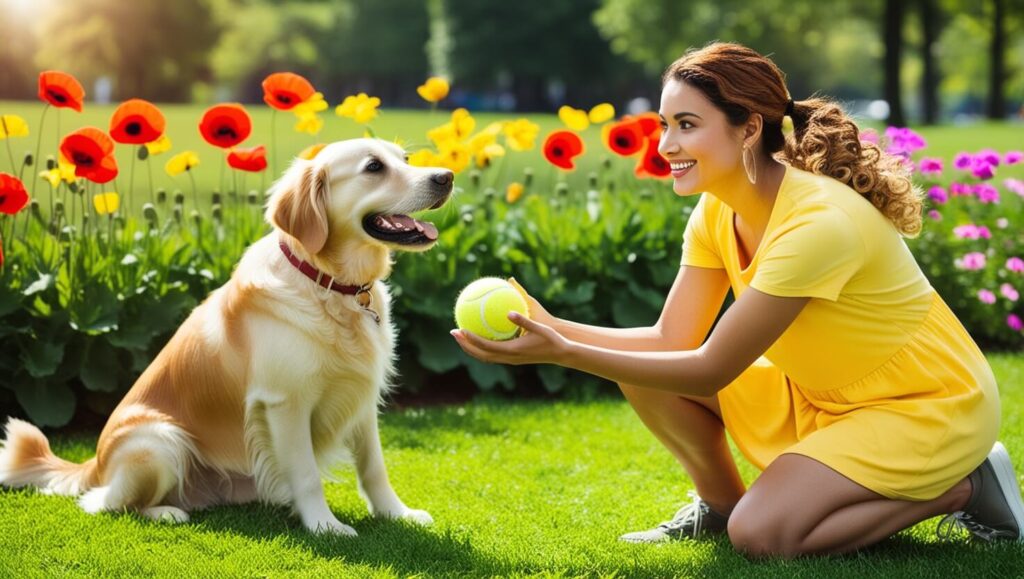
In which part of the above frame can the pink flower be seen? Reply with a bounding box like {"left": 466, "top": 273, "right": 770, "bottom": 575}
{"left": 950, "top": 182, "right": 972, "bottom": 196}
{"left": 1008, "top": 314, "right": 1023, "bottom": 332}
{"left": 927, "top": 186, "right": 948, "bottom": 204}
{"left": 953, "top": 153, "right": 973, "bottom": 170}
{"left": 1006, "top": 151, "right": 1023, "bottom": 165}
{"left": 1001, "top": 283, "right": 1019, "bottom": 302}
{"left": 971, "top": 157, "right": 996, "bottom": 180}
{"left": 918, "top": 158, "right": 943, "bottom": 176}
{"left": 884, "top": 127, "right": 926, "bottom": 157}
{"left": 975, "top": 184, "right": 1000, "bottom": 204}
{"left": 956, "top": 252, "right": 987, "bottom": 270}
{"left": 1007, "top": 257, "right": 1024, "bottom": 273}
{"left": 977, "top": 149, "right": 1001, "bottom": 167}
{"left": 953, "top": 224, "right": 991, "bottom": 239}
{"left": 860, "top": 129, "right": 879, "bottom": 144}
{"left": 978, "top": 289, "right": 997, "bottom": 304}
{"left": 1005, "top": 178, "right": 1024, "bottom": 197}
{"left": 927, "top": 209, "right": 943, "bottom": 221}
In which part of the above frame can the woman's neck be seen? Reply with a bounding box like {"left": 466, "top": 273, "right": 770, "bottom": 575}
{"left": 709, "top": 158, "right": 788, "bottom": 233}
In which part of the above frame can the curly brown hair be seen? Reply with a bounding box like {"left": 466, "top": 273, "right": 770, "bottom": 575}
{"left": 663, "top": 42, "right": 923, "bottom": 237}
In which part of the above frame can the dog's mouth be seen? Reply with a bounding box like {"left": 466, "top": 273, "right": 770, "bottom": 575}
{"left": 362, "top": 214, "right": 439, "bottom": 245}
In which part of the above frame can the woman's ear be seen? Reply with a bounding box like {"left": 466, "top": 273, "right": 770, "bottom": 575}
{"left": 267, "top": 160, "right": 330, "bottom": 255}
{"left": 743, "top": 112, "right": 764, "bottom": 149}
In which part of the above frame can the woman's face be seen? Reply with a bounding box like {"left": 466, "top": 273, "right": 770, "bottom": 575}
{"left": 658, "top": 79, "right": 746, "bottom": 197}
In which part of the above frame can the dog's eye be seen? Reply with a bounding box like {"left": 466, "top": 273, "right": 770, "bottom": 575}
{"left": 365, "top": 160, "right": 384, "bottom": 173}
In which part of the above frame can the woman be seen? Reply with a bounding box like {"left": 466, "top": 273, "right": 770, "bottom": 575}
{"left": 450, "top": 42, "right": 1024, "bottom": 557}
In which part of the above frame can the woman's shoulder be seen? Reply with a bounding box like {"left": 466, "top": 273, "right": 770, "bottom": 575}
{"left": 780, "top": 165, "right": 890, "bottom": 228}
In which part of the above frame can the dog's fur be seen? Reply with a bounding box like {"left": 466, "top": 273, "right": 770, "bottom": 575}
{"left": 0, "top": 139, "right": 453, "bottom": 534}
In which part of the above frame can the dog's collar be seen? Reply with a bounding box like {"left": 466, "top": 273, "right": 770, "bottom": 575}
{"left": 279, "top": 241, "right": 373, "bottom": 297}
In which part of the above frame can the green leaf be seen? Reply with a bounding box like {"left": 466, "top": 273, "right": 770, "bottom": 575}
{"left": 80, "top": 339, "right": 121, "bottom": 392}
{"left": 14, "top": 379, "right": 76, "bottom": 427}
{"left": 537, "top": 365, "right": 568, "bottom": 393}
{"left": 21, "top": 339, "right": 64, "bottom": 378}
{"left": 69, "top": 285, "right": 122, "bottom": 335}
{"left": 0, "top": 282, "right": 23, "bottom": 317}
{"left": 464, "top": 358, "right": 513, "bottom": 391}
{"left": 611, "top": 297, "right": 659, "bottom": 328}
{"left": 411, "top": 325, "right": 462, "bottom": 373}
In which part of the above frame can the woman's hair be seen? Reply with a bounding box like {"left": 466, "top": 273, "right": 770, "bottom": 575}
{"left": 662, "top": 42, "right": 922, "bottom": 237}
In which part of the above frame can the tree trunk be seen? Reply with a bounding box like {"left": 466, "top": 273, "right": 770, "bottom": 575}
{"left": 987, "top": 0, "right": 1006, "bottom": 120}
{"left": 884, "top": 0, "right": 906, "bottom": 127}
{"left": 919, "top": 0, "right": 941, "bottom": 125}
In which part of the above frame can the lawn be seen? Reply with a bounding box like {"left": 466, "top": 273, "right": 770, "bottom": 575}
{"left": 1, "top": 354, "right": 1022, "bottom": 578}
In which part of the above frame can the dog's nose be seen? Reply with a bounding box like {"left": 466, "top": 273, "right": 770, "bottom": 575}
{"left": 431, "top": 171, "right": 454, "bottom": 187}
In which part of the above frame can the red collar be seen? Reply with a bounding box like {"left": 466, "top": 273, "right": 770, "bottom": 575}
{"left": 279, "top": 241, "right": 372, "bottom": 297}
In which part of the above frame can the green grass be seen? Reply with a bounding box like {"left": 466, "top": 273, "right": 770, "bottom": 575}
{"left": 2, "top": 354, "right": 1023, "bottom": 578}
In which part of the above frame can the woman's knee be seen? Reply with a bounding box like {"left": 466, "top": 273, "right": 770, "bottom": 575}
{"left": 727, "top": 496, "right": 805, "bottom": 558}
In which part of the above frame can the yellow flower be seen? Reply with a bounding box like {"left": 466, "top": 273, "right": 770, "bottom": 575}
{"left": 505, "top": 182, "right": 524, "bottom": 204}
{"left": 503, "top": 119, "right": 540, "bottom": 151}
{"left": 427, "top": 123, "right": 458, "bottom": 148}
{"left": 437, "top": 142, "right": 471, "bottom": 174}
{"left": 588, "top": 103, "right": 615, "bottom": 123}
{"left": 417, "top": 77, "right": 450, "bottom": 103}
{"left": 467, "top": 131, "right": 496, "bottom": 154}
{"left": 408, "top": 149, "right": 438, "bottom": 167}
{"left": 558, "top": 106, "right": 590, "bottom": 132}
{"left": 145, "top": 134, "right": 172, "bottom": 155}
{"left": 294, "top": 113, "right": 323, "bottom": 135}
{"left": 41, "top": 152, "right": 78, "bottom": 187}
{"left": 335, "top": 93, "right": 381, "bottom": 124}
{"left": 93, "top": 192, "right": 120, "bottom": 215}
{"left": 0, "top": 115, "right": 29, "bottom": 139}
{"left": 165, "top": 151, "right": 200, "bottom": 176}
{"left": 475, "top": 143, "right": 505, "bottom": 168}
{"left": 293, "top": 92, "right": 328, "bottom": 116}
{"left": 451, "top": 108, "right": 475, "bottom": 139}
{"left": 298, "top": 143, "right": 327, "bottom": 161}
{"left": 40, "top": 170, "right": 60, "bottom": 188}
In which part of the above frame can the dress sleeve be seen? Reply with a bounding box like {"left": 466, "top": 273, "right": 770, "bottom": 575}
{"left": 680, "top": 194, "right": 725, "bottom": 269}
{"left": 750, "top": 205, "right": 864, "bottom": 301}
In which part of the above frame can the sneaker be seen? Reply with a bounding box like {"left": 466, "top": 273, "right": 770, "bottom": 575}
{"left": 619, "top": 491, "right": 729, "bottom": 544}
{"left": 936, "top": 441, "right": 1024, "bottom": 542}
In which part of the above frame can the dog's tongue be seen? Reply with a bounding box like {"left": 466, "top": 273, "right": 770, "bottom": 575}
{"left": 377, "top": 215, "right": 438, "bottom": 241}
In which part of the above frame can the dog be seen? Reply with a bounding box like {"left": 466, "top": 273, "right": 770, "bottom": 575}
{"left": 0, "top": 138, "right": 453, "bottom": 535}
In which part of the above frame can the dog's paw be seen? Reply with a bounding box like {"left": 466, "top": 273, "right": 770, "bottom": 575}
{"left": 141, "top": 506, "right": 190, "bottom": 524}
{"left": 399, "top": 508, "right": 434, "bottom": 526}
{"left": 305, "top": 516, "right": 358, "bottom": 536}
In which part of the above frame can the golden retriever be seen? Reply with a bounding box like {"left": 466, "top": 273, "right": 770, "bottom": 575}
{"left": 0, "top": 138, "right": 453, "bottom": 534}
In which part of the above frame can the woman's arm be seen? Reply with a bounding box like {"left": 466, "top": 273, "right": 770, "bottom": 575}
{"left": 548, "top": 265, "right": 732, "bottom": 351}
{"left": 452, "top": 287, "right": 808, "bottom": 397}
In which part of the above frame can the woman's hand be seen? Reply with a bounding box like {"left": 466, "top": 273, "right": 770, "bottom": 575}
{"left": 508, "top": 277, "right": 557, "bottom": 329}
{"left": 451, "top": 312, "right": 571, "bottom": 366}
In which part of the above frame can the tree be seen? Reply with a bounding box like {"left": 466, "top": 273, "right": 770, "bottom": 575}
{"left": 884, "top": 0, "right": 907, "bottom": 127}
{"left": 987, "top": 0, "right": 1007, "bottom": 119}
{"left": 919, "top": 0, "right": 942, "bottom": 124}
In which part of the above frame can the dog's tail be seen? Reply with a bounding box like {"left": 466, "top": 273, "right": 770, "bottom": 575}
{"left": 0, "top": 418, "right": 98, "bottom": 496}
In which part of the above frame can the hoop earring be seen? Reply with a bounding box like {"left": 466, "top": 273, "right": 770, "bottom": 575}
{"left": 742, "top": 146, "right": 758, "bottom": 185}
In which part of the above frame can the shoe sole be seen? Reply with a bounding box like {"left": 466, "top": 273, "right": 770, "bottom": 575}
{"left": 989, "top": 442, "right": 1024, "bottom": 543}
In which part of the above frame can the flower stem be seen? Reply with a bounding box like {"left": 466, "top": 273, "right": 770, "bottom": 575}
{"left": 271, "top": 109, "right": 278, "bottom": 178}
{"left": 33, "top": 104, "right": 49, "bottom": 198}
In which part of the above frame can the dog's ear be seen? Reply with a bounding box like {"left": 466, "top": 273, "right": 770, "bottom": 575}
{"left": 268, "top": 161, "right": 330, "bottom": 255}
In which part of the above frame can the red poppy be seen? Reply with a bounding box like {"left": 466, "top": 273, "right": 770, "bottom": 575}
{"left": 634, "top": 138, "right": 671, "bottom": 179}
{"left": 262, "top": 72, "right": 316, "bottom": 111}
{"left": 110, "top": 99, "right": 165, "bottom": 145}
{"left": 633, "top": 112, "right": 662, "bottom": 138}
{"left": 38, "top": 71, "right": 85, "bottom": 112}
{"left": 542, "top": 130, "right": 585, "bottom": 171}
{"left": 603, "top": 120, "right": 645, "bottom": 157}
{"left": 0, "top": 173, "right": 30, "bottom": 215}
{"left": 227, "top": 145, "right": 268, "bottom": 172}
{"left": 59, "top": 127, "right": 119, "bottom": 184}
{"left": 199, "top": 104, "right": 252, "bottom": 149}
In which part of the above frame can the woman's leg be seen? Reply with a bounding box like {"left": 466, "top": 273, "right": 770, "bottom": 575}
{"left": 618, "top": 383, "right": 746, "bottom": 514}
{"left": 727, "top": 453, "right": 971, "bottom": 557}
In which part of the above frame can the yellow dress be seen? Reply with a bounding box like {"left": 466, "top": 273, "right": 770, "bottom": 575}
{"left": 680, "top": 166, "right": 1000, "bottom": 501}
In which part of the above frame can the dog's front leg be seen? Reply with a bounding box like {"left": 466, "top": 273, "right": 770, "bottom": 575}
{"left": 353, "top": 410, "right": 433, "bottom": 525}
{"left": 265, "top": 401, "right": 357, "bottom": 535}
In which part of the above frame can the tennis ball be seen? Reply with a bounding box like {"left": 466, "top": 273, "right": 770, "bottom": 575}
{"left": 454, "top": 277, "right": 529, "bottom": 340}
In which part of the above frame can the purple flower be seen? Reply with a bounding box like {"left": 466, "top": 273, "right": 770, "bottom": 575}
{"left": 977, "top": 149, "right": 1001, "bottom": 167}
{"left": 975, "top": 184, "right": 1000, "bottom": 204}
{"left": 927, "top": 209, "right": 943, "bottom": 221}
{"left": 1005, "top": 178, "right": 1024, "bottom": 197}
{"left": 978, "top": 289, "right": 997, "bottom": 304}
{"left": 884, "top": 127, "right": 926, "bottom": 157}
{"left": 954, "top": 224, "right": 991, "bottom": 239}
{"left": 953, "top": 153, "right": 973, "bottom": 170}
{"left": 1001, "top": 283, "right": 1019, "bottom": 302}
{"left": 950, "top": 182, "right": 972, "bottom": 196}
{"left": 956, "top": 252, "right": 987, "bottom": 270}
{"left": 1006, "top": 151, "right": 1023, "bottom": 165}
{"left": 918, "top": 157, "right": 943, "bottom": 176}
{"left": 1007, "top": 257, "right": 1024, "bottom": 273}
{"left": 1008, "top": 314, "right": 1023, "bottom": 332}
{"left": 971, "top": 157, "right": 996, "bottom": 180}
{"left": 927, "top": 186, "right": 948, "bottom": 204}
{"left": 860, "top": 129, "right": 880, "bottom": 144}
